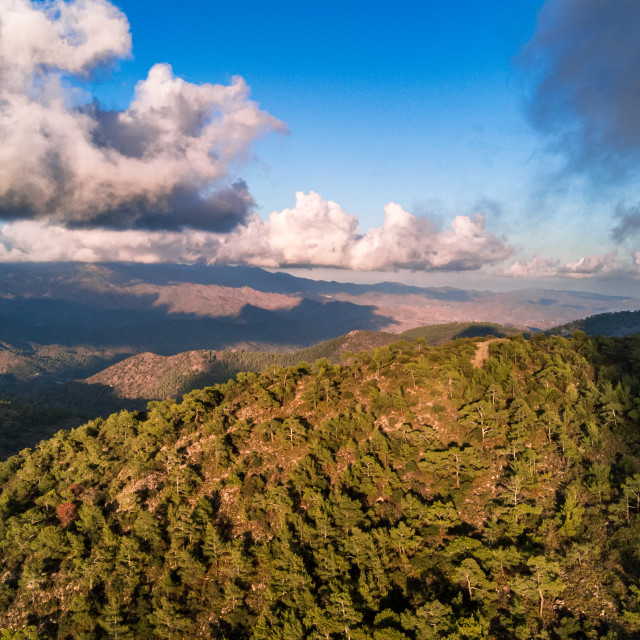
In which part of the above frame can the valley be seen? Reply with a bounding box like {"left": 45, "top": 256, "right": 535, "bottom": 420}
{"left": 1, "top": 261, "right": 638, "bottom": 390}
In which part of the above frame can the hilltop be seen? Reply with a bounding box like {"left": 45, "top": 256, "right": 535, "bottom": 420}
{"left": 2, "top": 309, "right": 638, "bottom": 460}
{"left": 1, "top": 332, "right": 640, "bottom": 638}
{"left": 550, "top": 310, "right": 640, "bottom": 337}
{"left": 0, "top": 323, "right": 519, "bottom": 458}
{"left": 79, "top": 323, "right": 521, "bottom": 408}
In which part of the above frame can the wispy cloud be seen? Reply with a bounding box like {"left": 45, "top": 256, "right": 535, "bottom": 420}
{"left": 500, "top": 254, "right": 561, "bottom": 279}
{"left": 0, "top": 220, "right": 207, "bottom": 263}
{"left": 0, "top": 0, "right": 284, "bottom": 231}
{"left": 522, "top": 0, "right": 640, "bottom": 243}
{"left": 612, "top": 202, "right": 640, "bottom": 243}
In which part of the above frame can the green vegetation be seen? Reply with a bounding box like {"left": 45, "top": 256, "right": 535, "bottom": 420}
{"left": 0, "top": 342, "right": 131, "bottom": 389}
{"left": 85, "top": 324, "right": 523, "bottom": 404}
{"left": 163, "top": 336, "right": 398, "bottom": 395}
{"left": 151, "top": 323, "right": 528, "bottom": 396}
{"left": 550, "top": 310, "right": 640, "bottom": 338}
{"left": 1, "top": 332, "right": 640, "bottom": 637}
{"left": 400, "top": 321, "right": 525, "bottom": 344}
{"left": 0, "top": 395, "right": 85, "bottom": 461}
{"left": 0, "top": 324, "right": 523, "bottom": 459}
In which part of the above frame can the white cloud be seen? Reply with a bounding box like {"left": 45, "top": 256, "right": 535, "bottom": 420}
{"left": 563, "top": 252, "right": 621, "bottom": 276}
{"left": 0, "top": 220, "right": 203, "bottom": 263}
{"left": 0, "top": 191, "right": 514, "bottom": 272}
{"left": 1, "top": 0, "right": 131, "bottom": 77}
{"left": 214, "top": 191, "right": 358, "bottom": 268}
{"left": 500, "top": 254, "right": 561, "bottom": 278}
{"left": 350, "top": 204, "right": 511, "bottom": 271}
{"left": 3, "top": 189, "right": 635, "bottom": 280}
{"left": 500, "top": 251, "right": 639, "bottom": 279}
{"left": 0, "top": 0, "right": 284, "bottom": 231}
{"left": 214, "top": 192, "right": 513, "bottom": 271}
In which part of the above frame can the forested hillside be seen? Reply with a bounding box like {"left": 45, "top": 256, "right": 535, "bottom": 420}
{"left": 0, "top": 323, "right": 520, "bottom": 459}
{"left": 75, "top": 323, "right": 519, "bottom": 410}
{"left": 1, "top": 333, "right": 640, "bottom": 638}
{"left": 551, "top": 310, "right": 640, "bottom": 338}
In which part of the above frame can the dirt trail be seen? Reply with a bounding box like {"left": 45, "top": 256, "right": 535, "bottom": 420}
{"left": 472, "top": 338, "right": 505, "bottom": 368}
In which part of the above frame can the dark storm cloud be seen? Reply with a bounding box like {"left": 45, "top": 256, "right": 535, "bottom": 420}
{"left": 612, "top": 203, "right": 640, "bottom": 242}
{"left": 66, "top": 180, "right": 254, "bottom": 232}
{"left": 521, "top": 0, "right": 640, "bottom": 180}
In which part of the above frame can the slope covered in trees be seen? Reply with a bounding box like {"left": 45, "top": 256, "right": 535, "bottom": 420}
{"left": 0, "top": 323, "right": 521, "bottom": 459}
{"left": 1, "top": 333, "right": 640, "bottom": 638}
{"left": 550, "top": 310, "right": 640, "bottom": 338}
{"left": 78, "top": 323, "right": 520, "bottom": 409}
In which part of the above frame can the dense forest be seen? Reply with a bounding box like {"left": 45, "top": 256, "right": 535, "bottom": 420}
{"left": 552, "top": 311, "right": 640, "bottom": 338}
{"left": 0, "top": 322, "right": 518, "bottom": 459}
{"left": 1, "top": 332, "right": 640, "bottom": 638}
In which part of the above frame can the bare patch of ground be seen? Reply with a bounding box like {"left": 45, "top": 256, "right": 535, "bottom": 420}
{"left": 472, "top": 338, "right": 505, "bottom": 368}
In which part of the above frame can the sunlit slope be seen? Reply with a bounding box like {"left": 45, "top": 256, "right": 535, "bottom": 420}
{"left": 1, "top": 333, "right": 640, "bottom": 638}
{"left": 78, "top": 323, "right": 522, "bottom": 406}
{"left": 0, "top": 324, "right": 516, "bottom": 459}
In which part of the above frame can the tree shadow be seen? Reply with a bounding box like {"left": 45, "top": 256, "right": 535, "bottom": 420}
{"left": 0, "top": 381, "right": 149, "bottom": 460}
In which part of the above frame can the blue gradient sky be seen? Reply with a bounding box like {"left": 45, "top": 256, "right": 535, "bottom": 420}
{"left": 99, "top": 1, "right": 543, "bottom": 227}
{"left": 102, "top": 1, "right": 637, "bottom": 280}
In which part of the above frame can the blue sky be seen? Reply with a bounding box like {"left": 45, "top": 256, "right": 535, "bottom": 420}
{"left": 101, "top": 0, "right": 543, "bottom": 224}
{"left": 0, "top": 0, "right": 638, "bottom": 293}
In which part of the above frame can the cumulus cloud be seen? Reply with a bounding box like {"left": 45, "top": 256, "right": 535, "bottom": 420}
{"left": 563, "top": 252, "right": 622, "bottom": 276}
{"left": 522, "top": 0, "right": 640, "bottom": 180}
{"left": 214, "top": 191, "right": 360, "bottom": 268}
{"left": 500, "top": 254, "right": 561, "bottom": 279}
{"left": 0, "top": 191, "right": 513, "bottom": 271}
{"left": 214, "top": 192, "right": 513, "bottom": 271}
{"left": 501, "top": 251, "right": 639, "bottom": 279}
{"left": 0, "top": 0, "right": 283, "bottom": 231}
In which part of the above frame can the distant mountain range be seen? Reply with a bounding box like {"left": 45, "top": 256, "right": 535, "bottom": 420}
{"left": 0, "top": 261, "right": 639, "bottom": 458}
{"left": 1, "top": 262, "right": 638, "bottom": 379}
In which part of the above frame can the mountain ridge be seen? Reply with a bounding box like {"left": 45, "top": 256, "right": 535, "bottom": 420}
{"left": 1, "top": 332, "right": 640, "bottom": 638}
{"left": 0, "top": 262, "right": 637, "bottom": 390}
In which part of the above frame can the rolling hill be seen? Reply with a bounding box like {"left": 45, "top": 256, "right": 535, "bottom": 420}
{"left": 1, "top": 332, "right": 640, "bottom": 638}
{"left": 24, "top": 324, "right": 523, "bottom": 433}
{"left": 4, "top": 310, "right": 640, "bottom": 460}
{"left": 550, "top": 309, "right": 640, "bottom": 337}
{"left": 0, "top": 261, "right": 637, "bottom": 460}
